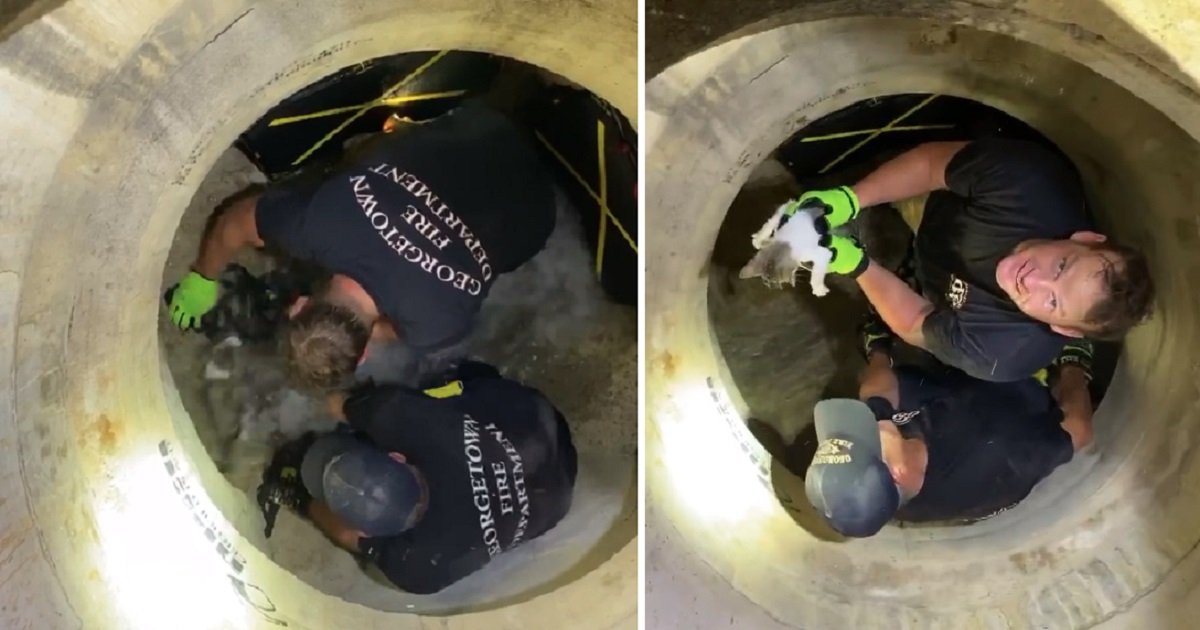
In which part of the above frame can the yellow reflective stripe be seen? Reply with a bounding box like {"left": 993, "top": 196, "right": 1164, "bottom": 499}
{"left": 269, "top": 104, "right": 365, "bottom": 126}
{"left": 819, "top": 94, "right": 939, "bottom": 174}
{"left": 534, "top": 130, "right": 638, "bottom": 253}
{"left": 379, "top": 89, "right": 468, "bottom": 108}
{"left": 1032, "top": 368, "right": 1049, "bottom": 387}
{"left": 288, "top": 50, "right": 451, "bottom": 166}
{"left": 799, "top": 123, "right": 955, "bottom": 143}
{"left": 267, "top": 90, "right": 467, "bottom": 127}
{"left": 423, "top": 380, "right": 464, "bottom": 399}
{"left": 595, "top": 119, "right": 609, "bottom": 277}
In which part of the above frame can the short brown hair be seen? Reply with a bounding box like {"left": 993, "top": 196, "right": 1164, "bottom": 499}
{"left": 1083, "top": 243, "right": 1155, "bottom": 341}
{"left": 285, "top": 301, "right": 371, "bottom": 391}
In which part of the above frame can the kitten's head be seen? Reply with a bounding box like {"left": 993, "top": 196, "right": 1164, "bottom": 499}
{"left": 739, "top": 241, "right": 799, "bottom": 288}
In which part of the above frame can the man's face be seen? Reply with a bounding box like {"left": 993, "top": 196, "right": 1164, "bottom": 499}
{"left": 994, "top": 231, "right": 1114, "bottom": 337}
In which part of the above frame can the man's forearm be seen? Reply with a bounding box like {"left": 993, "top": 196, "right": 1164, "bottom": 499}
{"left": 852, "top": 142, "right": 963, "bottom": 207}
{"left": 858, "top": 353, "right": 900, "bottom": 408}
{"left": 856, "top": 260, "right": 933, "bottom": 349}
{"left": 1054, "top": 367, "right": 1094, "bottom": 450}
{"left": 327, "top": 392, "right": 348, "bottom": 422}
{"left": 307, "top": 500, "right": 363, "bottom": 552}
{"left": 193, "top": 196, "right": 262, "bottom": 279}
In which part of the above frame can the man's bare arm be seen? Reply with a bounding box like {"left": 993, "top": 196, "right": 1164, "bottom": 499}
{"left": 193, "top": 195, "right": 265, "bottom": 279}
{"left": 855, "top": 260, "right": 934, "bottom": 349}
{"left": 858, "top": 353, "right": 900, "bottom": 408}
{"left": 327, "top": 391, "right": 348, "bottom": 422}
{"left": 307, "top": 500, "right": 363, "bottom": 552}
{"left": 852, "top": 142, "right": 967, "bottom": 208}
{"left": 1054, "top": 367, "right": 1094, "bottom": 451}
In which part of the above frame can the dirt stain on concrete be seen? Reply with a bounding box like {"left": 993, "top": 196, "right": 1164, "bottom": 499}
{"left": 78, "top": 413, "right": 120, "bottom": 454}
{"left": 1010, "top": 547, "right": 1060, "bottom": 573}
{"left": 909, "top": 25, "right": 958, "bottom": 54}
{"left": 655, "top": 351, "right": 678, "bottom": 378}
{"left": 0, "top": 519, "right": 34, "bottom": 553}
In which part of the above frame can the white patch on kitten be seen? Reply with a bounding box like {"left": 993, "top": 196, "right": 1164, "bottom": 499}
{"left": 740, "top": 202, "right": 833, "bottom": 296}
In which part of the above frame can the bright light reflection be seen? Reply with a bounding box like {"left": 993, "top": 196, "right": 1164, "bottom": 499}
{"left": 93, "top": 452, "right": 249, "bottom": 630}
{"left": 657, "top": 381, "right": 775, "bottom": 526}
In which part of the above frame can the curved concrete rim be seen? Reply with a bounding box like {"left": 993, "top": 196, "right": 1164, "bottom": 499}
{"left": 647, "top": 3, "right": 1200, "bottom": 629}
{"left": 0, "top": 1, "right": 636, "bottom": 629}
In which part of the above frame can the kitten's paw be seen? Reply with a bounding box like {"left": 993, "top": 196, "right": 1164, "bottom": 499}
{"left": 811, "top": 283, "right": 830, "bottom": 297}
{"left": 750, "top": 230, "right": 773, "bottom": 250}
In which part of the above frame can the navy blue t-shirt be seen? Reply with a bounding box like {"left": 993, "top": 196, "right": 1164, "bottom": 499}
{"left": 255, "top": 100, "right": 557, "bottom": 351}
{"left": 343, "top": 363, "right": 577, "bottom": 594}
{"left": 915, "top": 138, "right": 1091, "bottom": 381}
{"left": 883, "top": 367, "right": 1074, "bottom": 522}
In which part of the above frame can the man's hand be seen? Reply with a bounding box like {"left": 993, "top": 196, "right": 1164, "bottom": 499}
{"left": 1044, "top": 339, "right": 1095, "bottom": 451}
{"left": 795, "top": 187, "right": 861, "bottom": 231}
{"left": 169, "top": 271, "right": 218, "bottom": 330}
{"left": 257, "top": 433, "right": 317, "bottom": 537}
{"left": 1053, "top": 361, "right": 1094, "bottom": 451}
{"left": 821, "top": 234, "right": 869, "bottom": 278}
{"left": 1053, "top": 339, "right": 1094, "bottom": 383}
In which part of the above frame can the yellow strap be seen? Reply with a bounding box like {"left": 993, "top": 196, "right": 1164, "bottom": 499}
{"left": 267, "top": 89, "right": 468, "bottom": 127}
{"left": 287, "top": 50, "right": 452, "bottom": 166}
{"left": 819, "top": 94, "right": 939, "bottom": 174}
{"left": 594, "top": 119, "right": 609, "bottom": 277}
{"left": 800, "top": 123, "right": 955, "bottom": 143}
{"left": 423, "top": 380, "right": 464, "bottom": 399}
{"left": 534, "top": 130, "right": 638, "bottom": 253}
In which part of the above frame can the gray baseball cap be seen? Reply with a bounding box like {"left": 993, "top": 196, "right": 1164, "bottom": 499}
{"left": 804, "top": 398, "right": 901, "bottom": 537}
{"left": 300, "top": 431, "right": 425, "bottom": 537}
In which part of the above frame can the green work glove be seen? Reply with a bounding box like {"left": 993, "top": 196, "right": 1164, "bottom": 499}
{"left": 794, "top": 186, "right": 861, "bottom": 231}
{"left": 822, "top": 234, "right": 869, "bottom": 278}
{"left": 169, "top": 271, "right": 218, "bottom": 330}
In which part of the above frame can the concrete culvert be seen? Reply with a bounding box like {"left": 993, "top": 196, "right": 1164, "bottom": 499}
{"left": 161, "top": 54, "right": 635, "bottom": 613}
{"left": 647, "top": 2, "right": 1200, "bottom": 629}
{"left": 0, "top": 1, "right": 635, "bottom": 629}
{"left": 710, "top": 93, "right": 1122, "bottom": 482}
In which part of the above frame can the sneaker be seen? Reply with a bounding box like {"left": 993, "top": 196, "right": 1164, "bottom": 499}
{"left": 858, "top": 313, "right": 895, "bottom": 362}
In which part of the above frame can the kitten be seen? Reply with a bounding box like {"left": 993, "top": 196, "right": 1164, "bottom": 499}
{"left": 739, "top": 201, "right": 833, "bottom": 296}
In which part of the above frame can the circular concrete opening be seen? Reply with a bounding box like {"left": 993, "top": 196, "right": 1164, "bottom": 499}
{"left": 2, "top": 1, "right": 635, "bottom": 628}
{"left": 648, "top": 14, "right": 1196, "bottom": 629}
{"left": 708, "top": 93, "right": 1121, "bottom": 536}
{"left": 159, "top": 53, "right": 636, "bottom": 614}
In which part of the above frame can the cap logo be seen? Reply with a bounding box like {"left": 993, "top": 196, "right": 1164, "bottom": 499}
{"left": 891, "top": 410, "right": 920, "bottom": 425}
{"left": 813, "top": 438, "right": 853, "bottom": 465}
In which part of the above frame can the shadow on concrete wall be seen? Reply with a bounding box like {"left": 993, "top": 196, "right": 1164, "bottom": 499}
{"left": 1, "top": 0, "right": 67, "bottom": 42}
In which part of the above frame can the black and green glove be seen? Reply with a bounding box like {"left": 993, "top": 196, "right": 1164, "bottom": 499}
{"left": 793, "top": 186, "right": 861, "bottom": 232}
{"left": 257, "top": 432, "right": 318, "bottom": 538}
{"left": 1053, "top": 338, "right": 1094, "bottom": 382}
{"left": 821, "top": 234, "right": 869, "bottom": 278}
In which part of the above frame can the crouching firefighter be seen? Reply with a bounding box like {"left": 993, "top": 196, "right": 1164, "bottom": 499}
{"left": 257, "top": 361, "right": 578, "bottom": 594}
